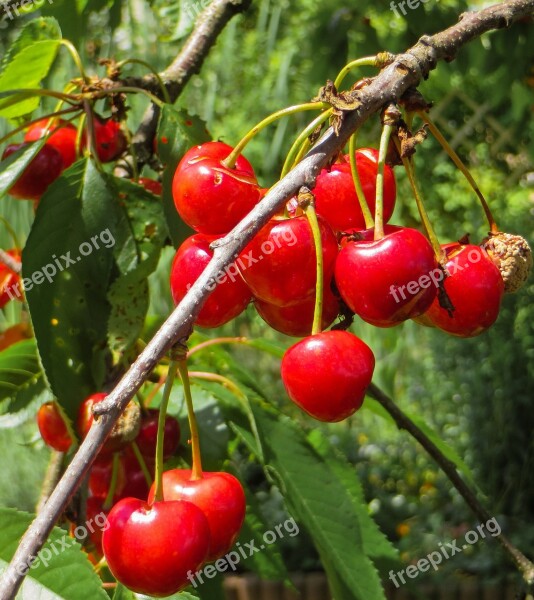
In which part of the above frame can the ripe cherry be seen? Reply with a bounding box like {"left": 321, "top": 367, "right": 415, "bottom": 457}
{"left": 135, "top": 409, "right": 181, "bottom": 460}
{"left": 422, "top": 243, "right": 504, "bottom": 337}
{"left": 0, "top": 250, "right": 22, "bottom": 308}
{"left": 172, "top": 149, "right": 261, "bottom": 235}
{"left": 176, "top": 141, "right": 255, "bottom": 176}
{"left": 2, "top": 143, "right": 64, "bottom": 201}
{"left": 281, "top": 330, "right": 375, "bottom": 422}
{"left": 254, "top": 285, "right": 339, "bottom": 337}
{"left": 102, "top": 497, "right": 210, "bottom": 596}
{"left": 84, "top": 116, "right": 127, "bottom": 163}
{"left": 335, "top": 227, "right": 438, "bottom": 327}
{"left": 313, "top": 148, "right": 396, "bottom": 232}
{"left": 37, "top": 401, "right": 73, "bottom": 452}
{"left": 136, "top": 177, "right": 162, "bottom": 196}
{"left": 89, "top": 456, "right": 126, "bottom": 499}
{"left": 85, "top": 496, "right": 110, "bottom": 553}
{"left": 169, "top": 234, "right": 252, "bottom": 328}
{"left": 148, "top": 470, "right": 246, "bottom": 561}
{"left": 24, "top": 118, "right": 78, "bottom": 168}
{"left": 239, "top": 216, "right": 339, "bottom": 307}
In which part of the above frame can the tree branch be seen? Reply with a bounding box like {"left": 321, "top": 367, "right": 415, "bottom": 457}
{"left": 0, "top": 1, "right": 532, "bottom": 597}
{"left": 367, "top": 383, "right": 534, "bottom": 587}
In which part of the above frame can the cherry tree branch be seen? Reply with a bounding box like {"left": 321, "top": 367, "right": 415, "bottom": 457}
{"left": 367, "top": 383, "right": 534, "bottom": 587}
{"left": 1, "top": 1, "right": 533, "bottom": 597}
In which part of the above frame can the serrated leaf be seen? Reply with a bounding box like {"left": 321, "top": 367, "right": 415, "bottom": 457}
{"left": 0, "top": 40, "right": 61, "bottom": 118}
{"left": 253, "top": 408, "right": 386, "bottom": 600}
{"left": 0, "top": 507, "right": 108, "bottom": 599}
{"left": 156, "top": 105, "right": 210, "bottom": 247}
{"left": 0, "top": 140, "right": 46, "bottom": 199}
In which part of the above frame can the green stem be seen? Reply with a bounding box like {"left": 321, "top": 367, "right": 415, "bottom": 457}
{"left": 95, "top": 86, "right": 166, "bottom": 109}
{"left": 281, "top": 109, "right": 333, "bottom": 178}
{"left": 223, "top": 102, "right": 328, "bottom": 169}
{"left": 82, "top": 100, "right": 104, "bottom": 171}
{"left": 117, "top": 58, "right": 172, "bottom": 104}
{"left": 177, "top": 360, "right": 203, "bottom": 481}
{"left": 102, "top": 453, "right": 120, "bottom": 511}
{"left": 187, "top": 336, "right": 248, "bottom": 358}
{"left": 60, "top": 40, "right": 90, "bottom": 84}
{"left": 153, "top": 360, "right": 179, "bottom": 502}
{"left": 417, "top": 111, "right": 498, "bottom": 233}
{"left": 130, "top": 441, "right": 153, "bottom": 487}
{"left": 374, "top": 123, "right": 394, "bottom": 240}
{"left": 348, "top": 133, "right": 374, "bottom": 229}
{"left": 0, "top": 217, "right": 21, "bottom": 251}
{"left": 302, "top": 198, "right": 324, "bottom": 336}
{"left": 0, "top": 107, "right": 80, "bottom": 146}
{"left": 334, "top": 56, "right": 380, "bottom": 89}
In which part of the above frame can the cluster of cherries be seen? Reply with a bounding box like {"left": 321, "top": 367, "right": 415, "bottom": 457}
{"left": 37, "top": 393, "right": 246, "bottom": 596}
{"left": 170, "top": 140, "right": 516, "bottom": 423}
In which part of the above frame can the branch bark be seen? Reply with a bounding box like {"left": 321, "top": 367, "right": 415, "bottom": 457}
{"left": 1, "top": 0, "right": 533, "bottom": 597}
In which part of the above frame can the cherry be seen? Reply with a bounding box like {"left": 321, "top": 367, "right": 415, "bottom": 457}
{"left": 313, "top": 148, "right": 396, "bottom": 232}
{"left": 37, "top": 401, "right": 73, "bottom": 453}
{"left": 422, "top": 243, "right": 504, "bottom": 337}
{"left": 24, "top": 118, "right": 78, "bottom": 168}
{"left": 135, "top": 408, "right": 181, "bottom": 460}
{"left": 169, "top": 234, "right": 252, "bottom": 328}
{"left": 0, "top": 322, "right": 31, "bottom": 351}
{"left": 88, "top": 456, "right": 126, "bottom": 499}
{"left": 2, "top": 143, "right": 64, "bottom": 200}
{"left": 0, "top": 250, "right": 22, "bottom": 308}
{"left": 254, "top": 284, "right": 339, "bottom": 337}
{"left": 102, "top": 497, "right": 210, "bottom": 596}
{"left": 84, "top": 116, "right": 127, "bottom": 163}
{"left": 172, "top": 149, "right": 261, "bottom": 235}
{"left": 85, "top": 496, "right": 109, "bottom": 553}
{"left": 239, "top": 216, "right": 339, "bottom": 307}
{"left": 148, "top": 469, "right": 246, "bottom": 561}
{"left": 176, "top": 141, "right": 255, "bottom": 176}
{"left": 281, "top": 330, "right": 375, "bottom": 422}
{"left": 335, "top": 227, "right": 438, "bottom": 327}
{"left": 136, "top": 177, "right": 162, "bottom": 196}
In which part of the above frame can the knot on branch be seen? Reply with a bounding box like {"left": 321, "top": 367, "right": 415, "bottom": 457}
{"left": 312, "top": 79, "right": 364, "bottom": 134}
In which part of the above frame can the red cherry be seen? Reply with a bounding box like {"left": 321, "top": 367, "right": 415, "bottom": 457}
{"left": 102, "top": 497, "right": 210, "bottom": 596}
{"left": 0, "top": 322, "right": 31, "bottom": 351}
{"left": 281, "top": 330, "right": 375, "bottom": 422}
{"left": 176, "top": 141, "right": 255, "bottom": 176}
{"left": 2, "top": 143, "right": 64, "bottom": 201}
{"left": 116, "top": 446, "right": 154, "bottom": 501}
{"left": 169, "top": 234, "right": 252, "bottom": 328}
{"left": 239, "top": 216, "right": 339, "bottom": 307}
{"left": 89, "top": 456, "right": 126, "bottom": 499}
{"left": 84, "top": 117, "right": 127, "bottom": 163}
{"left": 254, "top": 285, "right": 339, "bottom": 337}
{"left": 313, "top": 148, "right": 396, "bottom": 232}
{"left": 172, "top": 153, "right": 261, "bottom": 235}
{"left": 24, "top": 118, "right": 78, "bottom": 168}
{"left": 37, "top": 401, "right": 73, "bottom": 452}
{"left": 148, "top": 470, "right": 246, "bottom": 561}
{"left": 422, "top": 243, "right": 504, "bottom": 337}
{"left": 135, "top": 409, "right": 180, "bottom": 460}
{"left": 0, "top": 250, "right": 22, "bottom": 308}
{"left": 335, "top": 227, "right": 438, "bottom": 327}
{"left": 339, "top": 224, "right": 403, "bottom": 247}
{"left": 135, "top": 177, "right": 162, "bottom": 196}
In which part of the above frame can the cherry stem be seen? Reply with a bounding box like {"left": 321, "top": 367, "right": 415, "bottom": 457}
{"left": 333, "top": 56, "right": 380, "bottom": 89}
{"left": 130, "top": 441, "right": 153, "bottom": 487}
{"left": 187, "top": 336, "right": 248, "bottom": 358}
{"left": 153, "top": 360, "right": 179, "bottom": 502}
{"left": 416, "top": 111, "right": 498, "bottom": 234}
{"left": 0, "top": 218, "right": 21, "bottom": 252}
{"left": 97, "top": 86, "right": 165, "bottom": 108}
{"left": 0, "top": 107, "right": 80, "bottom": 146}
{"left": 177, "top": 360, "right": 203, "bottom": 481}
{"left": 348, "top": 133, "right": 374, "bottom": 229}
{"left": 59, "top": 40, "right": 90, "bottom": 85}
{"left": 393, "top": 136, "right": 443, "bottom": 260}
{"left": 223, "top": 102, "right": 329, "bottom": 170}
{"left": 117, "top": 59, "right": 172, "bottom": 104}
{"left": 281, "top": 109, "right": 333, "bottom": 178}
{"left": 82, "top": 100, "right": 104, "bottom": 171}
{"left": 102, "top": 453, "right": 120, "bottom": 510}
{"left": 374, "top": 123, "right": 394, "bottom": 241}
{"left": 300, "top": 193, "right": 324, "bottom": 336}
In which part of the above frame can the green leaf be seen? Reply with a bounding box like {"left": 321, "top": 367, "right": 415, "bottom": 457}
{"left": 157, "top": 105, "right": 210, "bottom": 247}
{"left": 113, "top": 584, "right": 134, "bottom": 600}
{"left": 0, "top": 141, "right": 46, "bottom": 199}
{"left": 253, "top": 408, "right": 386, "bottom": 600}
{"left": 0, "top": 507, "right": 108, "bottom": 599}
{"left": 0, "top": 40, "right": 61, "bottom": 118}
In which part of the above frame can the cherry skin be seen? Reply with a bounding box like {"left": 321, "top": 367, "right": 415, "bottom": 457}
{"left": 281, "top": 330, "right": 375, "bottom": 422}
{"left": 84, "top": 117, "right": 127, "bottom": 163}
{"left": 170, "top": 233, "right": 252, "bottom": 328}
{"left": 239, "top": 216, "right": 339, "bottom": 307}
{"left": 37, "top": 401, "right": 73, "bottom": 452}
{"left": 2, "top": 143, "right": 64, "bottom": 201}
{"left": 172, "top": 153, "right": 261, "bottom": 235}
{"left": 0, "top": 250, "right": 22, "bottom": 308}
{"left": 88, "top": 456, "right": 126, "bottom": 499}
{"left": 335, "top": 227, "right": 438, "bottom": 327}
{"left": 175, "top": 141, "right": 255, "bottom": 176}
{"left": 313, "top": 148, "right": 396, "bottom": 232}
{"left": 148, "top": 470, "right": 246, "bottom": 561}
{"left": 24, "top": 118, "right": 78, "bottom": 168}
{"left": 85, "top": 496, "right": 110, "bottom": 553}
{"left": 135, "top": 408, "right": 181, "bottom": 460}
{"left": 422, "top": 243, "right": 504, "bottom": 337}
{"left": 254, "top": 284, "right": 339, "bottom": 337}
{"left": 102, "top": 497, "right": 210, "bottom": 597}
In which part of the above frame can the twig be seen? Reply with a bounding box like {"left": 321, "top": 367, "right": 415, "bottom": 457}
{"left": 0, "top": 1, "right": 532, "bottom": 597}
{"left": 367, "top": 383, "right": 534, "bottom": 586}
